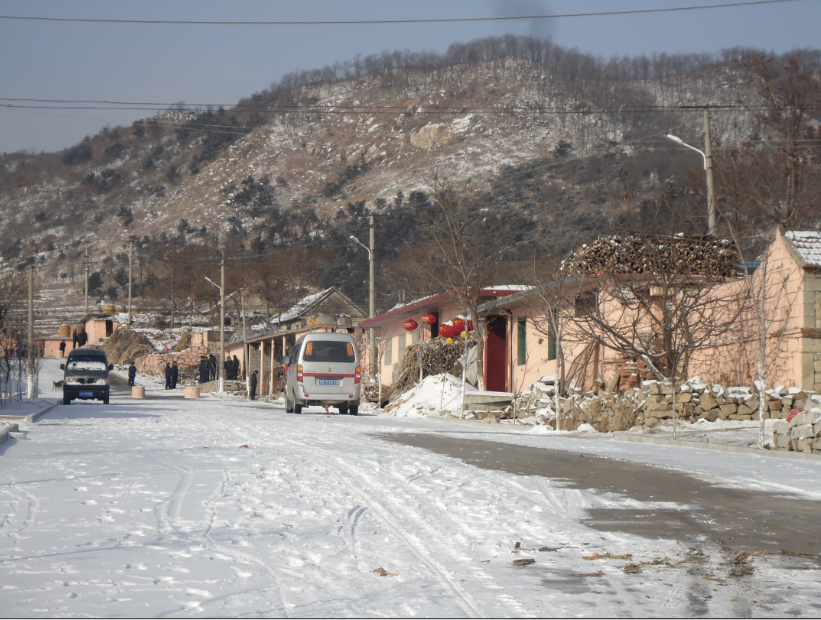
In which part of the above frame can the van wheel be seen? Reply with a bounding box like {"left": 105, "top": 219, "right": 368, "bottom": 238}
{"left": 285, "top": 392, "right": 294, "bottom": 413}
{"left": 338, "top": 405, "right": 349, "bottom": 415}
{"left": 294, "top": 403, "right": 303, "bottom": 414}
{"left": 350, "top": 405, "right": 359, "bottom": 416}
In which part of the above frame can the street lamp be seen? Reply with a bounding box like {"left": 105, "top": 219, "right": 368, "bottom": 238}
{"left": 350, "top": 224, "right": 376, "bottom": 379}
{"left": 666, "top": 132, "right": 716, "bottom": 236}
{"left": 204, "top": 272, "right": 225, "bottom": 394}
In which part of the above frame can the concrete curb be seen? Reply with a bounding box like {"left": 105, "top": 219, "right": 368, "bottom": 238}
{"left": 0, "top": 402, "right": 59, "bottom": 423}
{"left": 613, "top": 432, "right": 821, "bottom": 462}
{"left": 0, "top": 428, "right": 7, "bottom": 445}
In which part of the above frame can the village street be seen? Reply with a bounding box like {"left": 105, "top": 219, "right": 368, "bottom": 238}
{"left": 2, "top": 374, "right": 821, "bottom": 617}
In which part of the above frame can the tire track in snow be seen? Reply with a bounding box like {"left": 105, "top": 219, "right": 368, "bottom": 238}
{"left": 153, "top": 455, "right": 290, "bottom": 617}
{"left": 304, "top": 450, "right": 485, "bottom": 618}
{"left": 223, "top": 416, "right": 488, "bottom": 617}
{"left": 0, "top": 477, "right": 35, "bottom": 545}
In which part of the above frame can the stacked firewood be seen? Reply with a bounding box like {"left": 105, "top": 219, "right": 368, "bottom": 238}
{"left": 383, "top": 335, "right": 478, "bottom": 402}
{"left": 562, "top": 234, "right": 739, "bottom": 277}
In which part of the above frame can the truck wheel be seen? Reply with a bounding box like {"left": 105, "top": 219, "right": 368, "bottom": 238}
{"left": 62, "top": 393, "right": 70, "bottom": 405}
{"left": 103, "top": 395, "right": 110, "bottom": 405}
{"left": 294, "top": 403, "right": 303, "bottom": 415}
{"left": 350, "top": 405, "right": 359, "bottom": 416}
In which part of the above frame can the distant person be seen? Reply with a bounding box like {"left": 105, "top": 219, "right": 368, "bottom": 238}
{"left": 59, "top": 341, "right": 66, "bottom": 356}
{"left": 77, "top": 328, "right": 88, "bottom": 347}
{"left": 164, "top": 363, "right": 172, "bottom": 390}
{"left": 72, "top": 330, "right": 78, "bottom": 350}
{"left": 198, "top": 356, "right": 209, "bottom": 383}
{"left": 170, "top": 362, "right": 179, "bottom": 389}
{"left": 225, "top": 355, "right": 232, "bottom": 380}
{"left": 208, "top": 354, "right": 217, "bottom": 380}
{"left": 249, "top": 370, "right": 258, "bottom": 400}
{"left": 128, "top": 361, "right": 137, "bottom": 387}
{"left": 232, "top": 355, "right": 241, "bottom": 380}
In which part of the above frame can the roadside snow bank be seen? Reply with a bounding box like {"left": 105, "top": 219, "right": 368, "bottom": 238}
{"left": 381, "top": 374, "right": 476, "bottom": 418}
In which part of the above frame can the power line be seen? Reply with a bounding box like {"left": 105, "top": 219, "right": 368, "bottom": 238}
{"left": 0, "top": 1, "right": 796, "bottom": 25}
{"left": 0, "top": 102, "right": 786, "bottom": 115}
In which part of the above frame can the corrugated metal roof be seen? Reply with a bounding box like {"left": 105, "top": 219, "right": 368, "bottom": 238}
{"left": 786, "top": 231, "right": 821, "bottom": 268}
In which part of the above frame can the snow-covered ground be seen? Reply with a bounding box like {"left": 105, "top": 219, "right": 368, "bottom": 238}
{"left": 1, "top": 370, "right": 820, "bottom": 616}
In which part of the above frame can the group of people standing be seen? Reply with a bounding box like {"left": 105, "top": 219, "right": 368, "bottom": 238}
{"left": 164, "top": 362, "right": 180, "bottom": 390}
{"left": 198, "top": 354, "right": 219, "bottom": 383}
{"left": 72, "top": 328, "right": 88, "bottom": 349}
{"left": 194, "top": 354, "right": 244, "bottom": 384}
{"left": 224, "top": 355, "right": 241, "bottom": 380}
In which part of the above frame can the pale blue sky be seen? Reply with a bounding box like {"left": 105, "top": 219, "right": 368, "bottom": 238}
{"left": 1, "top": 0, "right": 818, "bottom": 153}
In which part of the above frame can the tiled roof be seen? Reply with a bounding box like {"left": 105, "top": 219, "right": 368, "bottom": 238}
{"left": 786, "top": 231, "right": 821, "bottom": 268}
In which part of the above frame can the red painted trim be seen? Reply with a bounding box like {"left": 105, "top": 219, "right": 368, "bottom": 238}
{"left": 303, "top": 373, "right": 356, "bottom": 378}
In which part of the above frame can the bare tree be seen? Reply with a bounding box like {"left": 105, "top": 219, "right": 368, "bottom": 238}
{"left": 562, "top": 231, "right": 743, "bottom": 438}
{"left": 415, "top": 171, "right": 509, "bottom": 391}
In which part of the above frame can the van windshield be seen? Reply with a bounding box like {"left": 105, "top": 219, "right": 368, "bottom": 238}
{"left": 67, "top": 360, "right": 107, "bottom": 372}
{"left": 303, "top": 340, "right": 355, "bottom": 363}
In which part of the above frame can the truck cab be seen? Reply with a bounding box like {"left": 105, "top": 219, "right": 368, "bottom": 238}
{"left": 61, "top": 348, "right": 113, "bottom": 405}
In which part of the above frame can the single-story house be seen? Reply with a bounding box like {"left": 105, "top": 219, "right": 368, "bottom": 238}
{"left": 358, "top": 287, "right": 528, "bottom": 388}
{"left": 478, "top": 229, "right": 821, "bottom": 394}
{"left": 223, "top": 287, "right": 367, "bottom": 395}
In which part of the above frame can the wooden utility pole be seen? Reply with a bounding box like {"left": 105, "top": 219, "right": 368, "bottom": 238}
{"left": 703, "top": 107, "right": 716, "bottom": 236}
{"left": 27, "top": 266, "right": 36, "bottom": 399}
{"left": 369, "top": 215, "right": 376, "bottom": 378}
{"left": 219, "top": 256, "right": 225, "bottom": 394}
{"left": 84, "top": 241, "right": 89, "bottom": 315}
{"left": 127, "top": 240, "right": 133, "bottom": 326}
{"left": 241, "top": 290, "right": 248, "bottom": 396}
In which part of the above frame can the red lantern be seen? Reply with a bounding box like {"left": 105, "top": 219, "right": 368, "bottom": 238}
{"left": 403, "top": 319, "right": 418, "bottom": 331}
{"left": 421, "top": 313, "right": 437, "bottom": 325}
{"left": 452, "top": 318, "right": 465, "bottom": 332}
{"left": 439, "top": 323, "right": 454, "bottom": 338}
{"left": 466, "top": 320, "right": 474, "bottom": 332}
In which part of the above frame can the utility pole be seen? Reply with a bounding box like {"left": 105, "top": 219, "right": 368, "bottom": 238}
{"left": 170, "top": 270, "right": 175, "bottom": 330}
{"left": 369, "top": 215, "right": 376, "bottom": 378}
{"left": 219, "top": 255, "right": 225, "bottom": 394}
{"left": 671, "top": 104, "right": 731, "bottom": 236}
{"left": 84, "top": 241, "right": 89, "bottom": 315}
{"left": 703, "top": 107, "right": 716, "bottom": 236}
{"left": 241, "top": 290, "right": 249, "bottom": 397}
{"left": 127, "top": 240, "right": 133, "bottom": 326}
{"left": 26, "top": 266, "right": 36, "bottom": 399}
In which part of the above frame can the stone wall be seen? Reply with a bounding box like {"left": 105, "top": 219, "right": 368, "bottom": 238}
{"left": 135, "top": 346, "right": 209, "bottom": 378}
{"left": 550, "top": 378, "right": 820, "bottom": 432}
{"left": 772, "top": 408, "right": 821, "bottom": 453}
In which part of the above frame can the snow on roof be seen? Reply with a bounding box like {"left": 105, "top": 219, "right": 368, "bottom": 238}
{"left": 786, "top": 231, "right": 821, "bottom": 268}
{"left": 272, "top": 287, "right": 334, "bottom": 323}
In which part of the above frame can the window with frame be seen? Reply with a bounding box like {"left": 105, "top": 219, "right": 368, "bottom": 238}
{"left": 517, "top": 318, "right": 527, "bottom": 366}
{"left": 384, "top": 336, "right": 393, "bottom": 366}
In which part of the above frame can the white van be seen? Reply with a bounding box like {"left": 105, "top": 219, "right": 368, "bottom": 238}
{"left": 283, "top": 332, "right": 362, "bottom": 415}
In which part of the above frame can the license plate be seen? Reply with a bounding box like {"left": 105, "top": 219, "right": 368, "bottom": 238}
{"left": 318, "top": 379, "right": 341, "bottom": 386}
{"left": 79, "top": 391, "right": 94, "bottom": 398}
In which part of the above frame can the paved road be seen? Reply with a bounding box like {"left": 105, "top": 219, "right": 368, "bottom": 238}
{"left": 110, "top": 373, "right": 185, "bottom": 400}
{"left": 383, "top": 433, "right": 821, "bottom": 556}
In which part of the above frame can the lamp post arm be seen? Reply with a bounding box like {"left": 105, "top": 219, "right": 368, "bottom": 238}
{"left": 679, "top": 141, "right": 708, "bottom": 170}
{"left": 350, "top": 235, "right": 371, "bottom": 259}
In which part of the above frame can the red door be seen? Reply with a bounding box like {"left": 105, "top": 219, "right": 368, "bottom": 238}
{"left": 485, "top": 315, "right": 508, "bottom": 392}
